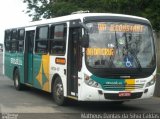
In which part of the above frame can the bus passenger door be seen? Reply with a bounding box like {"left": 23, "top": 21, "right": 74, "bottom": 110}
{"left": 67, "top": 25, "right": 82, "bottom": 98}
{"left": 24, "top": 30, "right": 35, "bottom": 84}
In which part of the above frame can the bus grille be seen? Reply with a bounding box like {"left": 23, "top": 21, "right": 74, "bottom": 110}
{"left": 102, "top": 84, "right": 144, "bottom": 90}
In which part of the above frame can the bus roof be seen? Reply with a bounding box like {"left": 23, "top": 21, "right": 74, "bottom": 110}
{"left": 6, "top": 13, "right": 150, "bottom": 29}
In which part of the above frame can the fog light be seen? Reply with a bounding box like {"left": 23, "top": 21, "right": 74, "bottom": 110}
{"left": 144, "top": 89, "right": 148, "bottom": 93}
{"left": 98, "top": 90, "right": 103, "bottom": 95}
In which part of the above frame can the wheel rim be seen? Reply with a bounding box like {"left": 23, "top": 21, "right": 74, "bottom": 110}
{"left": 55, "top": 83, "right": 63, "bottom": 101}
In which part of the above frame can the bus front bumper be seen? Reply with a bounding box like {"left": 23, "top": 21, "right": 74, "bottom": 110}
{"left": 79, "top": 83, "right": 155, "bottom": 101}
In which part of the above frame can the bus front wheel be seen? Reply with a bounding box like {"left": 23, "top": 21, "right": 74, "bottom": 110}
{"left": 13, "top": 69, "right": 22, "bottom": 90}
{"left": 52, "top": 77, "right": 66, "bottom": 106}
{"left": 109, "top": 101, "right": 125, "bottom": 105}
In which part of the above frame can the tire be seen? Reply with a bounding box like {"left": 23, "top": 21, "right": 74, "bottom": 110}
{"left": 13, "top": 69, "right": 23, "bottom": 90}
{"left": 109, "top": 101, "right": 125, "bottom": 105}
{"left": 52, "top": 77, "right": 66, "bottom": 106}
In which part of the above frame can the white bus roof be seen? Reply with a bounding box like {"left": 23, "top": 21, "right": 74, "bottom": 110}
{"left": 7, "top": 13, "right": 150, "bottom": 29}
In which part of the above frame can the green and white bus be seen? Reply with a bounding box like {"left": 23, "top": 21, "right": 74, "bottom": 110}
{"left": 4, "top": 13, "right": 156, "bottom": 105}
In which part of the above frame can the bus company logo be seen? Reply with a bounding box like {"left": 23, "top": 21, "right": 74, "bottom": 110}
{"left": 10, "top": 58, "right": 22, "bottom": 66}
{"left": 2, "top": 113, "right": 18, "bottom": 119}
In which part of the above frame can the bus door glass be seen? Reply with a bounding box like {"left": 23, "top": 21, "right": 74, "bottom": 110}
{"left": 24, "top": 30, "right": 35, "bottom": 84}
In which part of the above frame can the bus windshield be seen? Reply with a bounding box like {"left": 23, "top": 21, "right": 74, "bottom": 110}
{"left": 85, "top": 22, "right": 155, "bottom": 70}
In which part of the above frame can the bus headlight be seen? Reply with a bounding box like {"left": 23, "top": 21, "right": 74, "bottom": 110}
{"left": 84, "top": 74, "right": 101, "bottom": 88}
{"left": 146, "top": 75, "right": 156, "bottom": 87}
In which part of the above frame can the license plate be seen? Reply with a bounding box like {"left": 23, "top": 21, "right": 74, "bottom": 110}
{"left": 119, "top": 92, "right": 131, "bottom": 97}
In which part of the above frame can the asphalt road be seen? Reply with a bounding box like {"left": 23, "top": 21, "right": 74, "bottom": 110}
{"left": 0, "top": 52, "right": 160, "bottom": 119}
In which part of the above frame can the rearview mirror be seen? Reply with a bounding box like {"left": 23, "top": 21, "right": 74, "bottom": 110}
{"left": 81, "top": 33, "right": 89, "bottom": 48}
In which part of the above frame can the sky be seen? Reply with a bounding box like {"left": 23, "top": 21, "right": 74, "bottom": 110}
{"left": 0, "top": 0, "right": 32, "bottom": 44}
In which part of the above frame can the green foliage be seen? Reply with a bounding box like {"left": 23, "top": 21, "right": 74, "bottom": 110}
{"left": 142, "top": 0, "right": 160, "bottom": 31}
{"left": 23, "top": 0, "right": 160, "bottom": 31}
{"left": 49, "top": 2, "right": 80, "bottom": 17}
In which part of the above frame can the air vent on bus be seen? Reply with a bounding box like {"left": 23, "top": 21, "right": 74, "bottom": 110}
{"left": 71, "top": 10, "right": 90, "bottom": 14}
{"left": 103, "top": 83, "right": 144, "bottom": 90}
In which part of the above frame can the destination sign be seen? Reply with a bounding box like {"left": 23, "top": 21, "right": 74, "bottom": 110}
{"left": 86, "top": 48, "right": 114, "bottom": 56}
{"left": 98, "top": 23, "right": 144, "bottom": 32}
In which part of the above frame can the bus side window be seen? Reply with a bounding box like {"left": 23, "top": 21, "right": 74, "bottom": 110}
{"left": 18, "top": 29, "right": 25, "bottom": 52}
{"left": 35, "top": 26, "right": 49, "bottom": 54}
{"left": 50, "top": 24, "right": 67, "bottom": 55}
{"left": 4, "top": 30, "right": 11, "bottom": 51}
{"left": 11, "top": 29, "right": 18, "bottom": 52}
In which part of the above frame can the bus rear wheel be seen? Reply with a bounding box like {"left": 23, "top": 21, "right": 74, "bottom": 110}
{"left": 53, "top": 77, "right": 66, "bottom": 106}
{"left": 13, "top": 69, "right": 22, "bottom": 90}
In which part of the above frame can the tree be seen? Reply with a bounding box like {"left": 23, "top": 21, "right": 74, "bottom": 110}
{"left": 23, "top": 0, "right": 160, "bottom": 31}
{"left": 142, "top": 0, "right": 160, "bottom": 31}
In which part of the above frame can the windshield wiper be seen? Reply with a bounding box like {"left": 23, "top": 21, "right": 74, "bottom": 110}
{"left": 128, "top": 49, "right": 142, "bottom": 71}
{"left": 115, "top": 31, "right": 119, "bottom": 55}
{"left": 124, "top": 33, "right": 142, "bottom": 71}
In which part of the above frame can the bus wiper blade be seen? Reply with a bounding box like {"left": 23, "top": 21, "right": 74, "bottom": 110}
{"left": 128, "top": 49, "right": 142, "bottom": 71}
